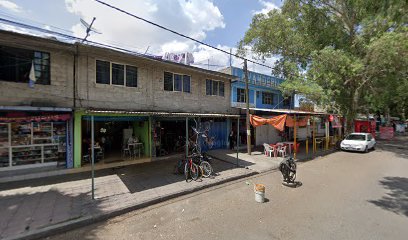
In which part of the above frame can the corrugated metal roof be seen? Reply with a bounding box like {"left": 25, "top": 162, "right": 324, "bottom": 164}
{"left": 86, "top": 110, "right": 240, "bottom": 118}
{"left": 236, "top": 107, "right": 331, "bottom": 115}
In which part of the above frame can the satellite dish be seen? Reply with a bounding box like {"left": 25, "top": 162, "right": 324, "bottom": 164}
{"left": 80, "top": 17, "right": 101, "bottom": 42}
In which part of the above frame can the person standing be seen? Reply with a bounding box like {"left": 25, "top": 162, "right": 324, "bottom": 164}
{"left": 229, "top": 130, "right": 234, "bottom": 150}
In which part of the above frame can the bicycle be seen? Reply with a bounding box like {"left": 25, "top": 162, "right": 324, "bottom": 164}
{"left": 184, "top": 155, "right": 199, "bottom": 182}
{"left": 191, "top": 153, "right": 213, "bottom": 178}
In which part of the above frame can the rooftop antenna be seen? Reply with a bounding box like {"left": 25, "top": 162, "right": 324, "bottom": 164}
{"left": 80, "top": 17, "right": 101, "bottom": 42}
{"left": 144, "top": 46, "right": 150, "bottom": 54}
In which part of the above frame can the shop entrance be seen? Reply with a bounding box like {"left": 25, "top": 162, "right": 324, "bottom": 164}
{"left": 81, "top": 116, "right": 149, "bottom": 165}
{"left": 153, "top": 119, "right": 186, "bottom": 157}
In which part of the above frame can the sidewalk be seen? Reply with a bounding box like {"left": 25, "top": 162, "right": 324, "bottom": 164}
{"left": 207, "top": 149, "right": 283, "bottom": 172}
{"left": 0, "top": 157, "right": 259, "bottom": 240}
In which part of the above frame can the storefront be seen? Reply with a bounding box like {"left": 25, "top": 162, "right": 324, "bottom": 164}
{"left": 0, "top": 108, "right": 73, "bottom": 169}
{"left": 151, "top": 117, "right": 230, "bottom": 156}
{"left": 73, "top": 110, "right": 240, "bottom": 168}
{"left": 74, "top": 110, "right": 150, "bottom": 168}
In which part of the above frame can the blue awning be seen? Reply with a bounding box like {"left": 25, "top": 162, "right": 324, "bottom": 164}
{"left": 82, "top": 116, "right": 148, "bottom": 122}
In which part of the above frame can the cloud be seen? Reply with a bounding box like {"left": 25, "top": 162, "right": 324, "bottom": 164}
{"left": 253, "top": 0, "right": 280, "bottom": 15}
{"left": 65, "top": 0, "right": 225, "bottom": 54}
{"left": 0, "top": 0, "right": 22, "bottom": 12}
{"left": 191, "top": 44, "right": 278, "bottom": 76}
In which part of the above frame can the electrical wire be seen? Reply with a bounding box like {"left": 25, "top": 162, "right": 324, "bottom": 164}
{"left": 92, "top": 0, "right": 277, "bottom": 71}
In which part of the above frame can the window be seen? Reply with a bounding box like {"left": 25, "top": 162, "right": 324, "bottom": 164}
{"left": 164, "top": 72, "right": 173, "bottom": 91}
{"left": 112, "top": 63, "right": 124, "bottom": 85}
{"left": 262, "top": 92, "right": 273, "bottom": 105}
{"left": 212, "top": 81, "right": 219, "bottom": 96}
{"left": 96, "top": 60, "right": 110, "bottom": 84}
{"left": 206, "top": 79, "right": 224, "bottom": 97}
{"left": 183, "top": 75, "right": 191, "bottom": 93}
{"left": 126, "top": 66, "right": 137, "bottom": 87}
{"left": 219, "top": 81, "right": 224, "bottom": 97}
{"left": 0, "top": 45, "right": 50, "bottom": 85}
{"left": 237, "top": 88, "right": 246, "bottom": 102}
{"left": 174, "top": 74, "right": 182, "bottom": 91}
{"left": 96, "top": 60, "right": 137, "bottom": 87}
{"left": 206, "top": 79, "right": 212, "bottom": 95}
{"left": 164, "top": 71, "right": 190, "bottom": 93}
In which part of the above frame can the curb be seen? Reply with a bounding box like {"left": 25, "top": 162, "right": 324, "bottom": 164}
{"left": 6, "top": 171, "right": 258, "bottom": 240}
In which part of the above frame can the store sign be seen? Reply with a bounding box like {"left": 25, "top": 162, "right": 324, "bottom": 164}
{"left": 231, "top": 102, "right": 255, "bottom": 108}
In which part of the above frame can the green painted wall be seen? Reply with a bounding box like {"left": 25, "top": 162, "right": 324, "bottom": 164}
{"left": 73, "top": 110, "right": 85, "bottom": 168}
{"left": 133, "top": 121, "right": 150, "bottom": 157}
{"left": 74, "top": 111, "right": 153, "bottom": 168}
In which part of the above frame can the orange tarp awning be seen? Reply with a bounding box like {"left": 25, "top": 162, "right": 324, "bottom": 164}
{"left": 286, "top": 115, "right": 310, "bottom": 127}
{"left": 250, "top": 114, "right": 287, "bottom": 131}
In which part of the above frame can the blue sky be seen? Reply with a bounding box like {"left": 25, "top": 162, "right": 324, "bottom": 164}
{"left": 0, "top": 0, "right": 282, "bottom": 72}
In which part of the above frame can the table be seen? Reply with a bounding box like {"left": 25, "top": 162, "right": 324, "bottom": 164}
{"left": 277, "top": 142, "right": 294, "bottom": 154}
{"left": 314, "top": 137, "right": 325, "bottom": 151}
{"left": 128, "top": 142, "right": 143, "bottom": 158}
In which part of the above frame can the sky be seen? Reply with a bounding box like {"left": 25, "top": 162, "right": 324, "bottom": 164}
{"left": 0, "top": 0, "right": 283, "bottom": 74}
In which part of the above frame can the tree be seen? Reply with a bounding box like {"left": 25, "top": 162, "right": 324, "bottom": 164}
{"left": 239, "top": 0, "right": 408, "bottom": 130}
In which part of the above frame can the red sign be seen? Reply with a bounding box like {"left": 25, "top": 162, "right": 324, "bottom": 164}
{"left": 379, "top": 127, "right": 394, "bottom": 140}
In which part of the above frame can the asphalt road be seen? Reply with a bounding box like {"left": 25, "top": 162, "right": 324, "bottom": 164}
{"left": 47, "top": 139, "right": 408, "bottom": 240}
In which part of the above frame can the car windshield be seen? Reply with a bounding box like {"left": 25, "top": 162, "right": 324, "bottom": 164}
{"left": 346, "top": 134, "right": 366, "bottom": 141}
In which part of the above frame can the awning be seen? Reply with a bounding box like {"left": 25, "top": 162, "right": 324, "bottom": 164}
{"left": 250, "top": 114, "right": 286, "bottom": 131}
{"left": 82, "top": 116, "right": 148, "bottom": 122}
{"left": 86, "top": 110, "right": 240, "bottom": 118}
{"left": 236, "top": 107, "right": 329, "bottom": 115}
{"left": 0, "top": 114, "right": 71, "bottom": 122}
{"left": 250, "top": 114, "right": 311, "bottom": 130}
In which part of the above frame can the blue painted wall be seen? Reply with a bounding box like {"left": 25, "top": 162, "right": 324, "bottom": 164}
{"left": 227, "top": 67, "right": 292, "bottom": 109}
{"left": 200, "top": 121, "right": 228, "bottom": 151}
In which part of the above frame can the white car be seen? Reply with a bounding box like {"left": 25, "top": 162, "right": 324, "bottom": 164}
{"left": 340, "top": 133, "right": 376, "bottom": 153}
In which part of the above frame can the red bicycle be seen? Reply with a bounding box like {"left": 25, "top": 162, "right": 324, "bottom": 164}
{"left": 184, "top": 156, "right": 199, "bottom": 182}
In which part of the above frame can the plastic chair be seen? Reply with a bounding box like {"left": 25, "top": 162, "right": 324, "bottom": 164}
{"left": 83, "top": 154, "right": 90, "bottom": 163}
{"left": 263, "top": 143, "right": 274, "bottom": 157}
{"left": 278, "top": 145, "right": 287, "bottom": 157}
{"left": 269, "top": 144, "right": 278, "bottom": 157}
{"left": 96, "top": 149, "right": 104, "bottom": 161}
{"left": 122, "top": 145, "right": 131, "bottom": 158}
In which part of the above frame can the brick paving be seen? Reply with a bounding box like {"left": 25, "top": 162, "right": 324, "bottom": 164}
{"left": 0, "top": 157, "right": 261, "bottom": 240}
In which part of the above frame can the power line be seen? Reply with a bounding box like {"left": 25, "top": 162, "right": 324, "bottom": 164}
{"left": 0, "top": 10, "right": 74, "bottom": 34}
{"left": 92, "top": 0, "right": 277, "bottom": 71}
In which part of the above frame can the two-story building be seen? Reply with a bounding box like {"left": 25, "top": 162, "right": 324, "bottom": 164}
{"left": 0, "top": 31, "right": 75, "bottom": 171}
{"left": 0, "top": 30, "right": 238, "bottom": 173}
{"left": 73, "top": 44, "right": 237, "bottom": 168}
{"left": 220, "top": 66, "right": 294, "bottom": 147}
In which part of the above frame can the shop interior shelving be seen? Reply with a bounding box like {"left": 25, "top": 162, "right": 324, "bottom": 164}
{"left": 0, "top": 122, "right": 67, "bottom": 168}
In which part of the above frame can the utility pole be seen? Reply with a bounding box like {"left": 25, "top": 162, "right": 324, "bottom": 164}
{"left": 244, "top": 59, "right": 251, "bottom": 155}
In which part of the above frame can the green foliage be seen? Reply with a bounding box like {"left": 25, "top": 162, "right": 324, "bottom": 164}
{"left": 239, "top": 0, "right": 408, "bottom": 122}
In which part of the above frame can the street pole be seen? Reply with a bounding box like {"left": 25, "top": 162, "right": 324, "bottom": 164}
{"left": 185, "top": 117, "right": 189, "bottom": 159}
{"left": 243, "top": 59, "right": 251, "bottom": 155}
{"left": 236, "top": 117, "right": 240, "bottom": 167}
{"left": 294, "top": 115, "right": 297, "bottom": 159}
{"left": 91, "top": 115, "right": 95, "bottom": 200}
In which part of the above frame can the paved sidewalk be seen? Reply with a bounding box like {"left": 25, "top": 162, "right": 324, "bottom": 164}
{"left": 207, "top": 149, "right": 283, "bottom": 172}
{"left": 0, "top": 158, "right": 256, "bottom": 240}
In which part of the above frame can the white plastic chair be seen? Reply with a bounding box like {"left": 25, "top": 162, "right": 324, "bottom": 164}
{"left": 122, "top": 144, "right": 131, "bottom": 158}
{"left": 278, "top": 145, "right": 287, "bottom": 157}
{"left": 263, "top": 143, "right": 274, "bottom": 157}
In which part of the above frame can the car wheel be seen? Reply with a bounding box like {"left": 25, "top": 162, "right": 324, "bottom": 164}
{"left": 364, "top": 146, "right": 369, "bottom": 153}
